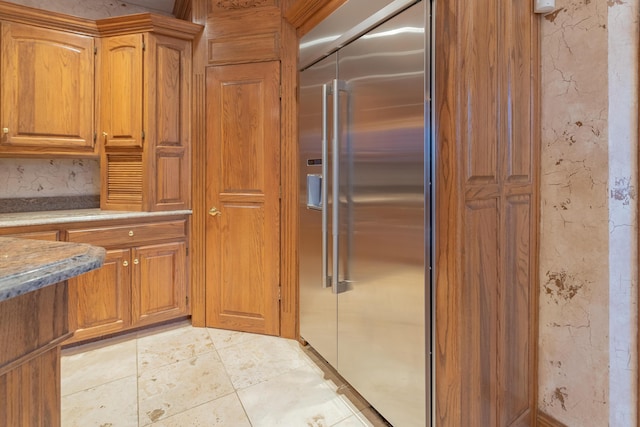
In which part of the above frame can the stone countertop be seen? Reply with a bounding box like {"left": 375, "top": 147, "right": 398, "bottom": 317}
{"left": 0, "top": 237, "right": 105, "bottom": 302}
{"left": 0, "top": 209, "right": 193, "bottom": 228}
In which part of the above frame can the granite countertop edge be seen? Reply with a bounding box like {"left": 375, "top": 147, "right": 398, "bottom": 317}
{"left": 0, "top": 209, "right": 193, "bottom": 228}
{"left": 0, "top": 238, "right": 106, "bottom": 303}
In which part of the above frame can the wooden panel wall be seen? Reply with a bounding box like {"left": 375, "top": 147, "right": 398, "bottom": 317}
{"left": 190, "top": 0, "right": 299, "bottom": 338}
{"left": 435, "top": 0, "right": 540, "bottom": 426}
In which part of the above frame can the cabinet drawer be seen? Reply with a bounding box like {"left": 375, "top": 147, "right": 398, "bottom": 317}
{"left": 3, "top": 230, "right": 59, "bottom": 241}
{"left": 67, "top": 220, "right": 186, "bottom": 247}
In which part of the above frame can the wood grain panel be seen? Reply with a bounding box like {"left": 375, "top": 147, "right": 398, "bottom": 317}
{"left": 0, "top": 284, "right": 67, "bottom": 369}
{"left": 501, "top": 0, "right": 533, "bottom": 183}
{"left": 501, "top": 195, "right": 533, "bottom": 426}
{"left": 155, "top": 45, "right": 182, "bottom": 146}
{"left": 462, "top": 199, "right": 499, "bottom": 427}
{"left": 67, "top": 220, "right": 186, "bottom": 247}
{"left": 220, "top": 82, "right": 264, "bottom": 192}
{"left": 0, "top": 23, "right": 95, "bottom": 156}
{"left": 132, "top": 241, "right": 188, "bottom": 326}
{"left": 67, "top": 249, "right": 130, "bottom": 342}
{"left": 434, "top": 0, "right": 540, "bottom": 424}
{"left": 2, "top": 230, "right": 59, "bottom": 241}
{"left": 99, "top": 34, "right": 143, "bottom": 149}
{"left": 207, "top": 33, "right": 279, "bottom": 64}
{"left": 103, "top": 153, "right": 143, "bottom": 210}
{"left": 219, "top": 203, "right": 269, "bottom": 318}
{"left": 209, "top": 0, "right": 277, "bottom": 11}
{"left": 146, "top": 34, "right": 192, "bottom": 211}
{"left": 461, "top": 0, "right": 498, "bottom": 184}
{"left": 156, "top": 151, "right": 185, "bottom": 203}
{"left": 434, "top": 0, "right": 463, "bottom": 423}
{"left": 206, "top": 6, "right": 281, "bottom": 39}
{"left": 205, "top": 61, "right": 280, "bottom": 336}
{"left": 279, "top": 0, "right": 298, "bottom": 339}
{"left": 188, "top": 0, "right": 207, "bottom": 327}
{"left": 0, "top": 347, "right": 61, "bottom": 427}
{"left": 173, "top": 0, "right": 193, "bottom": 20}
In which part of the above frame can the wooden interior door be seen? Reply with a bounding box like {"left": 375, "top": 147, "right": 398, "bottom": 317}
{"left": 205, "top": 61, "right": 281, "bottom": 335}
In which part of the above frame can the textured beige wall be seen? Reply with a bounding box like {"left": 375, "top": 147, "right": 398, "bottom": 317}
{"left": 539, "top": 1, "right": 638, "bottom": 425}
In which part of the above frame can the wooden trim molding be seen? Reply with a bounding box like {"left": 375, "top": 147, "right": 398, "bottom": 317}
{"left": 284, "top": 0, "right": 346, "bottom": 36}
{"left": 173, "top": 0, "right": 193, "bottom": 20}
{"left": 0, "top": 1, "right": 203, "bottom": 39}
{"left": 537, "top": 410, "right": 569, "bottom": 427}
{"left": 96, "top": 13, "right": 202, "bottom": 39}
{"left": 0, "top": 0, "right": 99, "bottom": 35}
{"left": 279, "top": 0, "right": 298, "bottom": 339}
{"left": 189, "top": 0, "right": 208, "bottom": 327}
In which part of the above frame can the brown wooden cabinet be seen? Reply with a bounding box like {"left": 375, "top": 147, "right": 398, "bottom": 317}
{"left": 98, "top": 25, "right": 197, "bottom": 212}
{"left": 67, "top": 248, "right": 130, "bottom": 342}
{"left": 0, "top": 22, "right": 96, "bottom": 157}
{"left": 66, "top": 217, "right": 189, "bottom": 343}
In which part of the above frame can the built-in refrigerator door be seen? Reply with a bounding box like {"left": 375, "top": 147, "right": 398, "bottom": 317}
{"left": 336, "top": 2, "right": 428, "bottom": 426}
{"left": 299, "top": 54, "right": 339, "bottom": 367}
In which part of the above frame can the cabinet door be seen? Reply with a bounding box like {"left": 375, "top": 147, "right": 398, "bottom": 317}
{"left": 67, "top": 248, "right": 131, "bottom": 343}
{"left": 99, "top": 34, "right": 144, "bottom": 210}
{"left": 0, "top": 22, "right": 95, "bottom": 156}
{"left": 131, "top": 241, "right": 187, "bottom": 326}
{"left": 99, "top": 34, "right": 143, "bottom": 150}
{"left": 145, "top": 33, "right": 192, "bottom": 211}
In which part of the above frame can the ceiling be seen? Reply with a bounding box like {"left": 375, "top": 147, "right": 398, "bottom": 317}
{"left": 125, "top": 0, "right": 175, "bottom": 14}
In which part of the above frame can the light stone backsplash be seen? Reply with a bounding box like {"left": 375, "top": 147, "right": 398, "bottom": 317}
{"left": 0, "top": 158, "right": 100, "bottom": 198}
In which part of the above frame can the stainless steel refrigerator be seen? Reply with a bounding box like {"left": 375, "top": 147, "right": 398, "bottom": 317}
{"left": 299, "top": 1, "right": 432, "bottom": 425}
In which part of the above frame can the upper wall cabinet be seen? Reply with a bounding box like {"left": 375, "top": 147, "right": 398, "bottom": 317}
{"left": 0, "top": 22, "right": 96, "bottom": 157}
{"left": 97, "top": 15, "right": 200, "bottom": 211}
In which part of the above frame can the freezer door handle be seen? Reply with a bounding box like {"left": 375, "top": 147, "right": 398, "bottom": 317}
{"left": 331, "top": 78, "right": 340, "bottom": 295}
{"left": 321, "top": 82, "right": 331, "bottom": 289}
{"left": 330, "top": 79, "right": 350, "bottom": 295}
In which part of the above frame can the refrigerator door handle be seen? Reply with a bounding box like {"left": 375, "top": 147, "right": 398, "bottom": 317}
{"left": 322, "top": 82, "right": 331, "bottom": 289}
{"left": 331, "top": 79, "right": 340, "bottom": 295}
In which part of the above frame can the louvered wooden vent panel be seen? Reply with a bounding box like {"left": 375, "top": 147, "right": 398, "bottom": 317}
{"left": 106, "top": 154, "right": 143, "bottom": 202}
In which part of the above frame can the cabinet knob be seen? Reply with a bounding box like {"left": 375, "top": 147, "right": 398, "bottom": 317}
{"left": 123, "top": 260, "right": 129, "bottom": 267}
{"left": 208, "top": 207, "right": 222, "bottom": 217}
{"left": 102, "top": 132, "right": 108, "bottom": 137}
{"left": 128, "top": 230, "right": 134, "bottom": 237}
{"left": 133, "top": 259, "right": 139, "bottom": 265}
{"left": 2, "top": 128, "right": 8, "bottom": 134}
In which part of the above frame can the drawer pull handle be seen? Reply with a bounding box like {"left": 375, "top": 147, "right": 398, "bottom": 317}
{"left": 133, "top": 259, "right": 139, "bottom": 265}
{"left": 123, "top": 260, "right": 129, "bottom": 267}
{"left": 128, "top": 230, "right": 134, "bottom": 237}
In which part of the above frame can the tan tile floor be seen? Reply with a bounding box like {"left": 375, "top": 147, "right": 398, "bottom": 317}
{"left": 60, "top": 321, "right": 391, "bottom": 426}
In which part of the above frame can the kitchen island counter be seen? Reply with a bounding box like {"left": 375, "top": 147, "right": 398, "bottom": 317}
{"left": 0, "top": 237, "right": 105, "bottom": 426}
{"left": 0, "top": 236, "right": 105, "bottom": 301}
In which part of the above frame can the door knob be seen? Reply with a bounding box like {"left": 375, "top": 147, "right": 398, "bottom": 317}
{"left": 208, "top": 207, "right": 222, "bottom": 217}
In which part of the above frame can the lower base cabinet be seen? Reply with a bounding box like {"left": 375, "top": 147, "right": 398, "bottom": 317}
{"left": 66, "top": 217, "right": 189, "bottom": 344}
